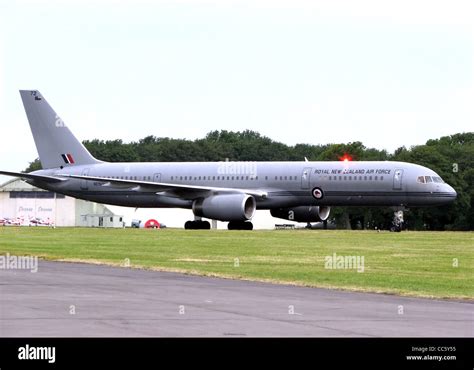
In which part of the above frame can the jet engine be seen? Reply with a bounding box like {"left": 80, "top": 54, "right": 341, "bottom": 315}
{"left": 270, "top": 206, "right": 331, "bottom": 223}
{"left": 193, "top": 194, "right": 256, "bottom": 221}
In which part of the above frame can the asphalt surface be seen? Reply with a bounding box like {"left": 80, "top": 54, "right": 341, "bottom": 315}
{"left": 0, "top": 260, "right": 472, "bottom": 337}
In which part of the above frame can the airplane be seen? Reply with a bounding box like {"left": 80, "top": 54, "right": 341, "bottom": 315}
{"left": 0, "top": 90, "right": 457, "bottom": 230}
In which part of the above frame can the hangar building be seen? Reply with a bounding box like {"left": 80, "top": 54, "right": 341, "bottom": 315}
{"left": 0, "top": 178, "right": 124, "bottom": 227}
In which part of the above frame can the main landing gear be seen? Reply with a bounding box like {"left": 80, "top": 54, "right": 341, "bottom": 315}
{"left": 184, "top": 220, "right": 211, "bottom": 229}
{"left": 184, "top": 219, "right": 254, "bottom": 230}
{"left": 227, "top": 221, "right": 253, "bottom": 230}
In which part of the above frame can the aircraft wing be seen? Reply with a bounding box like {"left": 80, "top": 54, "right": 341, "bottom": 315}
{"left": 60, "top": 174, "right": 268, "bottom": 198}
{"left": 0, "top": 170, "right": 67, "bottom": 183}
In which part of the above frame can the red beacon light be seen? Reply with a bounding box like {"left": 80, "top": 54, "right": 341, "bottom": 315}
{"left": 339, "top": 154, "right": 353, "bottom": 162}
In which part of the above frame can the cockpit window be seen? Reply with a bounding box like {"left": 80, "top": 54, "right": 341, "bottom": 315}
{"left": 418, "top": 175, "right": 445, "bottom": 184}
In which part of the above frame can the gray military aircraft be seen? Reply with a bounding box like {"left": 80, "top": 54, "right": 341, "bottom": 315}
{"left": 0, "top": 90, "right": 457, "bottom": 230}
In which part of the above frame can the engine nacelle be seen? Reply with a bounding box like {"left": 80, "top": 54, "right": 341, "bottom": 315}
{"left": 270, "top": 206, "right": 331, "bottom": 223}
{"left": 193, "top": 194, "right": 256, "bottom": 221}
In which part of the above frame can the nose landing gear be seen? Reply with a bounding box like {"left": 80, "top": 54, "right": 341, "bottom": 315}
{"left": 390, "top": 210, "right": 404, "bottom": 232}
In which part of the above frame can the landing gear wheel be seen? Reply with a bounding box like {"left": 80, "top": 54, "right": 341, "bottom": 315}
{"left": 185, "top": 220, "right": 211, "bottom": 230}
{"left": 227, "top": 221, "right": 253, "bottom": 230}
{"left": 390, "top": 225, "right": 402, "bottom": 232}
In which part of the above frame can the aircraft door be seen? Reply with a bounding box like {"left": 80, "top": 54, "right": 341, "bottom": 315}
{"left": 393, "top": 169, "right": 403, "bottom": 190}
{"left": 153, "top": 173, "right": 161, "bottom": 183}
{"left": 80, "top": 168, "right": 90, "bottom": 190}
{"left": 301, "top": 167, "right": 312, "bottom": 189}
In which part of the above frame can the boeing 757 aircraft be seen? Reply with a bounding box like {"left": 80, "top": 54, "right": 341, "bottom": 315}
{"left": 0, "top": 90, "right": 457, "bottom": 230}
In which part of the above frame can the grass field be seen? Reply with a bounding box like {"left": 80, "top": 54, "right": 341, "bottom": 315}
{"left": 0, "top": 227, "right": 472, "bottom": 299}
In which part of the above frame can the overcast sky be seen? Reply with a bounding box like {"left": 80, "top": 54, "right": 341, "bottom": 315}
{"left": 0, "top": 0, "right": 472, "bottom": 183}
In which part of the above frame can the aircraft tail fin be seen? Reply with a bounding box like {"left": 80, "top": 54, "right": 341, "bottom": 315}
{"left": 19, "top": 90, "right": 101, "bottom": 169}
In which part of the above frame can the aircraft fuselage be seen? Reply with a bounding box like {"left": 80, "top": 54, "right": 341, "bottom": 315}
{"left": 30, "top": 160, "right": 457, "bottom": 209}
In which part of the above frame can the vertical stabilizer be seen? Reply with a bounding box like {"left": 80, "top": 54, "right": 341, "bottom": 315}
{"left": 19, "top": 90, "right": 100, "bottom": 169}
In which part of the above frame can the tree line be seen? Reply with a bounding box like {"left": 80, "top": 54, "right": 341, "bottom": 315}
{"left": 24, "top": 131, "right": 473, "bottom": 230}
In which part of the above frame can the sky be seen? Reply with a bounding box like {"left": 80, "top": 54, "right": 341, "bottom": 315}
{"left": 0, "top": 0, "right": 473, "bottom": 184}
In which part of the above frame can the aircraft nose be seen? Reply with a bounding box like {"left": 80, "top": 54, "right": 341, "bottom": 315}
{"left": 445, "top": 184, "right": 457, "bottom": 202}
{"left": 449, "top": 186, "right": 457, "bottom": 198}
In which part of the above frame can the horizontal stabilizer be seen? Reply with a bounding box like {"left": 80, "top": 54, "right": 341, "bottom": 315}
{"left": 0, "top": 170, "right": 66, "bottom": 183}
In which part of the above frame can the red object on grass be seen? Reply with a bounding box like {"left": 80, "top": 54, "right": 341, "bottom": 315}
{"left": 144, "top": 219, "right": 160, "bottom": 229}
